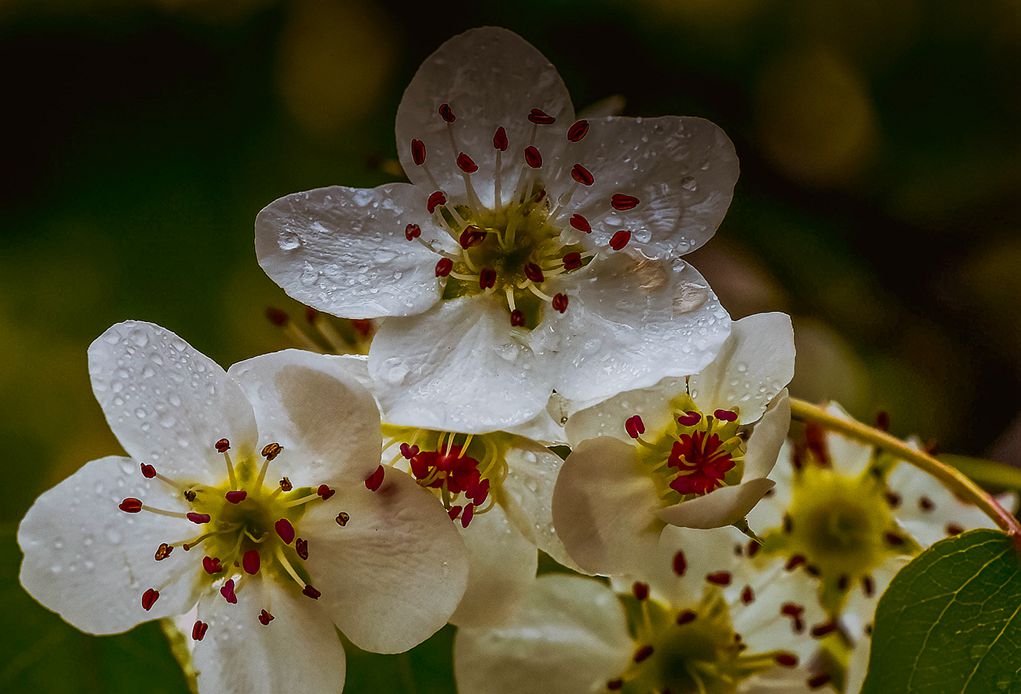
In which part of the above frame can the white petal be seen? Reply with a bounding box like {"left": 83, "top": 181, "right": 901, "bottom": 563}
{"left": 732, "top": 561, "right": 827, "bottom": 662}
{"left": 887, "top": 460, "right": 995, "bottom": 547}
{"left": 552, "top": 436, "right": 664, "bottom": 575}
{"left": 689, "top": 313, "right": 795, "bottom": 425}
{"left": 454, "top": 574, "right": 632, "bottom": 694}
{"left": 503, "top": 403, "right": 568, "bottom": 446}
{"left": 649, "top": 525, "right": 743, "bottom": 607}
{"left": 450, "top": 502, "right": 538, "bottom": 628}
{"left": 255, "top": 183, "right": 444, "bottom": 319}
{"left": 227, "top": 350, "right": 382, "bottom": 486}
{"left": 743, "top": 391, "right": 791, "bottom": 479}
{"left": 551, "top": 115, "right": 738, "bottom": 260}
{"left": 746, "top": 442, "right": 797, "bottom": 534}
{"left": 564, "top": 377, "right": 687, "bottom": 446}
{"left": 369, "top": 296, "right": 553, "bottom": 432}
{"left": 656, "top": 478, "right": 775, "bottom": 529}
{"left": 822, "top": 402, "right": 873, "bottom": 476}
{"left": 193, "top": 578, "right": 345, "bottom": 694}
{"left": 89, "top": 321, "right": 258, "bottom": 482}
{"left": 18, "top": 456, "right": 200, "bottom": 635}
{"left": 301, "top": 469, "right": 468, "bottom": 653}
{"left": 550, "top": 254, "right": 731, "bottom": 404}
{"left": 395, "top": 27, "right": 574, "bottom": 209}
{"left": 841, "top": 555, "right": 911, "bottom": 641}
{"left": 844, "top": 631, "right": 871, "bottom": 694}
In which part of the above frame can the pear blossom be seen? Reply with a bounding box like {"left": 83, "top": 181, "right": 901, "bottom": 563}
{"left": 18, "top": 322, "right": 468, "bottom": 694}
{"left": 255, "top": 26, "right": 738, "bottom": 433}
{"left": 552, "top": 312, "right": 794, "bottom": 575}
{"left": 455, "top": 524, "right": 831, "bottom": 694}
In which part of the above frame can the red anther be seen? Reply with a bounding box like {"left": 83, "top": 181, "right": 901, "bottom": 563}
{"left": 569, "top": 214, "right": 591, "bottom": 233}
{"left": 885, "top": 491, "right": 902, "bottom": 508}
{"left": 214, "top": 438, "right": 231, "bottom": 453}
{"left": 202, "top": 556, "right": 223, "bottom": 574}
{"left": 946, "top": 523, "right": 964, "bottom": 536}
{"left": 456, "top": 152, "right": 478, "bottom": 174}
{"left": 459, "top": 225, "right": 487, "bottom": 248}
{"left": 265, "top": 307, "right": 289, "bottom": 326}
{"left": 493, "top": 126, "right": 509, "bottom": 151}
{"left": 567, "top": 119, "right": 589, "bottom": 142}
{"left": 140, "top": 464, "right": 156, "bottom": 479}
{"left": 775, "top": 653, "right": 799, "bottom": 667}
{"left": 435, "top": 258, "right": 453, "bottom": 277}
{"left": 242, "top": 550, "right": 261, "bottom": 575}
{"left": 611, "top": 194, "right": 640, "bottom": 211}
{"left": 141, "top": 588, "right": 160, "bottom": 611}
{"left": 811, "top": 622, "right": 837, "bottom": 638}
{"left": 258, "top": 609, "right": 274, "bottom": 626}
{"left": 275, "top": 518, "right": 295, "bottom": 544}
{"left": 741, "top": 586, "right": 755, "bottom": 604}
{"left": 510, "top": 309, "right": 525, "bottom": 327}
{"left": 673, "top": 550, "right": 687, "bottom": 576}
{"left": 571, "top": 163, "right": 594, "bottom": 186}
{"left": 479, "top": 268, "right": 497, "bottom": 290}
{"left": 448, "top": 505, "right": 463, "bottom": 521}
{"left": 296, "top": 538, "right": 309, "bottom": 560}
{"left": 781, "top": 603, "right": 805, "bottom": 618}
{"left": 154, "top": 543, "right": 173, "bottom": 561}
{"left": 411, "top": 138, "right": 426, "bottom": 166}
{"left": 279, "top": 477, "right": 293, "bottom": 492}
{"left": 786, "top": 554, "right": 806, "bottom": 571}
{"left": 706, "top": 571, "right": 732, "bottom": 586}
{"left": 676, "top": 609, "right": 697, "bottom": 625}
{"left": 187, "top": 512, "right": 211, "bottom": 524}
{"left": 747, "top": 540, "right": 761, "bottom": 557}
{"left": 220, "top": 579, "right": 238, "bottom": 604}
{"left": 400, "top": 443, "right": 420, "bottom": 459}
{"left": 225, "top": 490, "right": 247, "bottom": 504}
{"left": 261, "top": 442, "right": 283, "bottom": 461}
{"left": 119, "top": 498, "right": 143, "bottom": 513}
{"left": 562, "top": 252, "right": 582, "bottom": 270}
{"left": 714, "top": 409, "right": 738, "bottom": 422}
{"left": 365, "top": 465, "right": 385, "bottom": 491}
{"left": 335, "top": 512, "right": 350, "bottom": 526}
{"left": 875, "top": 410, "right": 890, "bottom": 431}
{"left": 302, "top": 585, "right": 321, "bottom": 600}
{"left": 808, "top": 674, "right": 832, "bottom": 689}
{"left": 427, "top": 191, "right": 446, "bottom": 213}
{"left": 316, "top": 484, "right": 335, "bottom": 501}
{"left": 405, "top": 223, "right": 422, "bottom": 241}
{"left": 633, "top": 645, "right": 655, "bottom": 663}
{"left": 885, "top": 531, "right": 905, "bottom": 546}
{"left": 192, "top": 620, "right": 208, "bottom": 641}
{"left": 609, "top": 230, "right": 631, "bottom": 251}
{"left": 528, "top": 108, "right": 556, "bottom": 125}
{"left": 632, "top": 581, "right": 649, "bottom": 601}
{"left": 524, "top": 146, "right": 542, "bottom": 168}
{"left": 524, "top": 262, "right": 545, "bottom": 283}
{"left": 607, "top": 679, "right": 624, "bottom": 691}
{"left": 460, "top": 503, "right": 475, "bottom": 528}
{"left": 624, "top": 415, "right": 646, "bottom": 439}
{"left": 552, "top": 293, "right": 569, "bottom": 313}
{"left": 677, "top": 411, "right": 702, "bottom": 426}
{"left": 351, "top": 319, "right": 373, "bottom": 337}
{"left": 438, "top": 103, "right": 455, "bottom": 123}
{"left": 919, "top": 496, "right": 935, "bottom": 511}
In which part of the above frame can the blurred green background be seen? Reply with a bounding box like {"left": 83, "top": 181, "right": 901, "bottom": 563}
{"left": 1, "top": 0, "right": 1018, "bottom": 691}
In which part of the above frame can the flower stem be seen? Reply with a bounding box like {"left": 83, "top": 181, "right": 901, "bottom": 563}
{"left": 789, "top": 398, "right": 1021, "bottom": 537}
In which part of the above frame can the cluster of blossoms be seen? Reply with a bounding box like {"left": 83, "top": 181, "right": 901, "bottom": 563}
{"left": 17, "top": 27, "right": 1003, "bottom": 694}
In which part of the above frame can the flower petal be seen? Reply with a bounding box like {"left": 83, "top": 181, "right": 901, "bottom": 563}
{"left": 255, "top": 183, "right": 445, "bottom": 319}
{"left": 454, "top": 574, "right": 632, "bottom": 694}
{"left": 503, "top": 403, "right": 568, "bottom": 446}
{"left": 743, "top": 390, "right": 791, "bottom": 480}
{"left": 193, "top": 577, "right": 345, "bottom": 694}
{"left": 18, "top": 456, "right": 200, "bottom": 634}
{"left": 369, "top": 296, "right": 553, "bottom": 432}
{"left": 648, "top": 525, "right": 743, "bottom": 606}
{"left": 821, "top": 402, "right": 873, "bottom": 476}
{"left": 886, "top": 460, "right": 995, "bottom": 547}
{"left": 732, "top": 561, "right": 827, "bottom": 662}
{"left": 552, "top": 436, "right": 664, "bottom": 575}
{"left": 395, "top": 27, "right": 574, "bottom": 209}
{"left": 656, "top": 477, "right": 775, "bottom": 529}
{"left": 89, "top": 321, "right": 258, "bottom": 482}
{"left": 564, "top": 377, "right": 687, "bottom": 446}
{"left": 841, "top": 554, "right": 911, "bottom": 641}
{"left": 550, "top": 254, "right": 731, "bottom": 404}
{"left": 688, "top": 312, "right": 795, "bottom": 425}
{"left": 227, "top": 350, "right": 381, "bottom": 486}
{"left": 301, "top": 469, "right": 468, "bottom": 653}
{"left": 746, "top": 442, "right": 797, "bottom": 534}
{"left": 551, "top": 115, "right": 738, "bottom": 259}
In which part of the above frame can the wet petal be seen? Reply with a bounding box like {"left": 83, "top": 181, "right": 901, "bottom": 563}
{"left": 564, "top": 377, "right": 686, "bottom": 446}
{"left": 657, "top": 478, "right": 775, "bottom": 529}
{"left": 743, "top": 391, "right": 791, "bottom": 480}
{"left": 887, "top": 459, "right": 995, "bottom": 547}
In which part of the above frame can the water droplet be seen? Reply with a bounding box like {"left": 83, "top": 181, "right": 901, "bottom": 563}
{"left": 680, "top": 176, "right": 698, "bottom": 192}
{"left": 278, "top": 231, "right": 302, "bottom": 251}
{"left": 380, "top": 357, "right": 409, "bottom": 385}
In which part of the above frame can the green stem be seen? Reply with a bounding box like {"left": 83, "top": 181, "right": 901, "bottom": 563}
{"left": 789, "top": 398, "right": 1021, "bottom": 537}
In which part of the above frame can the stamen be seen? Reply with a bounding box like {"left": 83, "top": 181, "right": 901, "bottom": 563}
{"left": 335, "top": 512, "right": 350, "bottom": 527}
{"left": 435, "top": 258, "right": 454, "bottom": 277}
{"left": 567, "top": 119, "right": 589, "bottom": 142}
{"left": 808, "top": 674, "right": 832, "bottom": 689}
{"left": 493, "top": 127, "right": 509, "bottom": 151}
{"left": 569, "top": 214, "right": 592, "bottom": 233}
{"left": 811, "top": 622, "right": 837, "bottom": 638}
{"left": 119, "top": 498, "right": 143, "bottom": 513}
{"left": 524, "top": 262, "right": 545, "bottom": 283}
{"left": 400, "top": 443, "right": 420, "bottom": 459}
{"left": 365, "top": 465, "right": 385, "bottom": 491}
{"left": 220, "top": 578, "right": 238, "bottom": 604}
{"left": 459, "top": 226, "right": 487, "bottom": 248}
{"left": 438, "top": 103, "right": 455, "bottom": 123}
{"left": 259, "top": 609, "right": 274, "bottom": 625}
{"left": 528, "top": 108, "right": 556, "bottom": 125}
{"left": 706, "top": 571, "right": 732, "bottom": 586}
{"left": 632, "top": 581, "right": 650, "bottom": 600}
{"left": 676, "top": 609, "right": 697, "bottom": 626}
{"left": 714, "top": 409, "right": 738, "bottom": 422}
{"left": 302, "top": 585, "right": 321, "bottom": 600}
{"left": 611, "top": 194, "right": 640, "bottom": 211}
{"left": 296, "top": 538, "right": 309, "bottom": 560}
{"left": 191, "top": 620, "right": 208, "bottom": 640}
{"left": 571, "top": 164, "right": 595, "bottom": 186}
{"left": 562, "top": 252, "right": 582, "bottom": 270}
{"left": 225, "top": 490, "right": 247, "bottom": 504}
{"left": 633, "top": 645, "right": 655, "bottom": 663}
{"left": 552, "top": 293, "right": 569, "bottom": 313}
{"left": 405, "top": 223, "right": 422, "bottom": 241}
{"left": 316, "top": 484, "right": 335, "bottom": 501}
{"left": 456, "top": 152, "right": 478, "bottom": 173}
{"left": 673, "top": 550, "right": 687, "bottom": 576}
{"left": 510, "top": 309, "right": 525, "bottom": 327}
{"left": 678, "top": 411, "right": 702, "bottom": 426}
{"left": 242, "top": 550, "right": 261, "bottom": 575}
{"left": 427, "top": 191, "right": 447, "bottom": 214}
{"left": 216, "top": 438, "right": 238, "bottom": 489}
{"left": 524, "top": 146, "right": 542, "bottom": 168}
{"left": 625, "top": 415, "right": 646, "bottom": 439}
{"left": 140, "top": 464, "right": 156, "bottom": 479}
{"left": 411, "top": 138, "right": 426, "bottom": 166}
{"left": 203, "top": 556, "right": 223, "bottom": 574}
{"left": 479, "top": 268, "right": 497, "bottom": 290}
{"left": 461, "top": 503, "right": 475, "bottom": 528}
{"left": 275, "top": 518, "right": 295, "bottom": 544}
{"left": 187, "top": 512, "right": 211, "bottom": 525}
{"left": 775, "top": 653, "right": 798, "bottom": 667}
{"left": 154, "top": 543, "right": 173, "bottom": 561}
{"left": 609, "top": 230, "right": 631, "bottom": 251}
{"left": 447, "top": 505, "right": 462, "bottom": 521}
{"left": 141, "top": 588, "right": 160, "bottom": 611}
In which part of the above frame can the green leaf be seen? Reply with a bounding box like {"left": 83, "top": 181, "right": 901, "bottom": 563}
{"left": 862, "top": 529, "right": 1021, "bottom": 694}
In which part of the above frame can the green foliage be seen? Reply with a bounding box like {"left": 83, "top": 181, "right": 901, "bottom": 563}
{"left": 863, "top": 529, "right": 1021, "bottom": 694}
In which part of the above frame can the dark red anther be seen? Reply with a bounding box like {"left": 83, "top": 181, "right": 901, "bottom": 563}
{"left": 456, "top": 152, "right": 478, "bottom": 173}
{"left": 447, "top": 505, "right": 463, "bottom": 521}
{"left": 571, "top": 163, "right": 594, "bottom": 186}
{"left": 714, "top": 409, "right": 738, "bottom": 422}
{"left": 141, "top": 588, "right": 160, "bottom": 611}
{"left": 676, "top": 609, "right": 697, "bottom": 626}
{"left": 811, "top": 622, "right": 837, "bottom": 638}
{"left": 265, "top": 308, "right": 288, "bottom": 327}
{"left": 202, "top": 556, "right": 223, "bottom": 574}
{"left": 411, "top": 138, "right": 426, "bottom": 166}
{"left": 262, "top": 442, "right": 283, "bottom": 461}
{"left": 775, "top": 653, "right": 799, "bottom": 667}
{"left": 562, "top": 252, "right": 582, "bottom": 271}
{"left": 154, "top": 543, "right": 173, "bottom": 561}
{"left": 296, "top": 538, "right": 309, "bottom": 560}
{"left": 438, "top": 103, "right": 455, "bottom": 123}
{"left": 365, "top": 465, "right": 385, "bottom": 491}
{"left": 946, "top": 523, "right": 964, "bottom": 536}
{"left": 633, "top": 645, "right": 655, "bottom": 663}
{"left": 335, "top": 512, "right": 350, "bottom": 526}
{"left": 885, "top": 531, "right": 906, "bottom": 546}
{"left": 552, "top": 293, "right": 569, "bottom": 313}
{"left": 215, "top": 438, "right": 230, "bottom": 453}
{"left": 459, "top": 225, "right": 487, "bottom": 248}
{"left": 524, "top": 262, "right": 545, "bottom": 283}
{"left": 524, "top": 146, "right": 542, "bottom": 168}
{"left": 568, "top": 215, "right": 592, "bottom": 234}
{"left": 510, "top": 309, "right": 525, "bottom": 327}
{"left": 493, "top": 126, "right": 509, "bottom": 151}
{"left": 741, "top": 586, "right": 755, "bottom": 604}
{"left": 479, "top": 268, "right": 497, "bottom": 290}
{"left": 302, "top": 585, "right": 321, "bottom": 600}
{"left": 258, "top": 609, "right": 274, "bottom": 625}
{"left": 405, "top": 223, "right": 421, "bottom": 241}
{"left": 192, "top": 620, "right": 208, "bottom": 640}
{"left": 187, "top": 512, "right": 211, "bottom": 524}
{"left": 786, "top": 554, "right": 806, "bottom": 571}
{"left": 609, "top": 230, "right": 631, "bottom": 251}
{"left": 567, "top": 119, "right": 589, "bottom": 142}
{"left": 314, "top": 484, "right": 334, "bottom": 501}
{"left": 460, "top": 503, "right": 475, "bottom": 528}
{"left": 528, "top": 108, "right": 556, "bottom": 124}
{"left": 673, "top": 550, "right": 687, "bottom": 576}
{"left": 919, "top": 496, "right": 935, "bottom": 511}
{"left": 279, "top": 477, "right": 293, "bottom": 492}
{"left": 274, "top": 518, "right": 295, "bottom": 544}
{"left": 225, "top": 490, "right": 247, "bottom": 504}
{"left": 427, "top": 191, "right": 446, "bottom": 213}
{"left": 677, "top": 411, "right": 702, "bottom": 426}
{"left": 435, "top": 258, "right": 453, "bottom": 277}
{"left": 706, "top": 571, "right": 732, "bottom": 586}
{"left": 140, "top": 464, "right": 156, "bottom": 479}
{"left": 400, "top": 443, "right": 420, "bottom": 459}
{"left": 220, "top": 579, "right": 238, "bottom": 604}
{"left": 808, "top": 674, "right": 832, "bottom": 689}
{"left": 625, "top": 415, "right": 645, "bottom": 439}
{"left": 242, "top": 550, "right": 260, "bottom": 575}
{"left": 119, "top": 498, "right": 143, "bottom": 513}
{"left": 611, "top": 194, "right": 640, "bottom": 211}
{"left": 607, "top": 679, "right": 624, "bottom": 691}
{"left": 632, "top": 582, "right": 649, "bottom": 601}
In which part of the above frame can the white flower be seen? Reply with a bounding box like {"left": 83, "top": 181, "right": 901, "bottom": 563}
{"left": 552, "top": 312, "right": 795, "bottom": 575}
{"left": 455, "top": 524, "right": 829, "bottom": 694}
{"left": 18, "top": 322, "right": 468, "bottom": 694}
{"left": 256, "top": 26, "right": 738, "bottom": 433}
